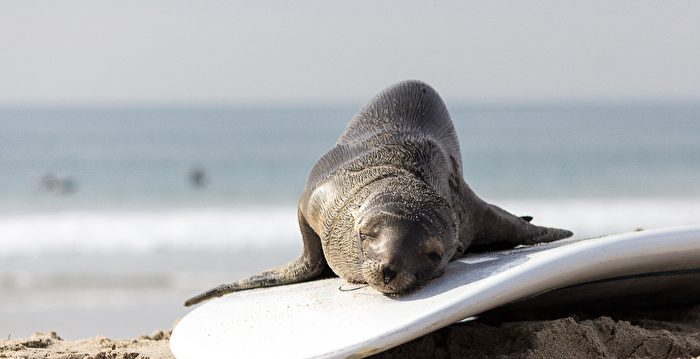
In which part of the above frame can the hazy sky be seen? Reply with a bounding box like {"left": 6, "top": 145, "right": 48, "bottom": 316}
{"left": 2, "top": 1, "right": 700, "bottom": 106}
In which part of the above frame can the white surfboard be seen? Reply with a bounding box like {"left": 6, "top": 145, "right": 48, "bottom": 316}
{"left": 170, "top": 226, "right": 700, "bottom": 359}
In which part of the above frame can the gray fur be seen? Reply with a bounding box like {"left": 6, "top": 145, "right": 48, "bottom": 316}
{"left": 184, "top": 80, "right": 572, "bottom": 306}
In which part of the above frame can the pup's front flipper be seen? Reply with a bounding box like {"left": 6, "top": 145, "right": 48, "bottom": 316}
{"left": 184, "top": 212, "right": 327, "bottom": 306}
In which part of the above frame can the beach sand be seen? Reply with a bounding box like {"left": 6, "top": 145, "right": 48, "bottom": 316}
{"left": 377, "top": 303, "right": 700, "bottom": 358}
{"left": 2, "top": 304, "right": 698, "bottom": 358}
{"left": 0, "top": 330, "right": 173, "bottom": 359}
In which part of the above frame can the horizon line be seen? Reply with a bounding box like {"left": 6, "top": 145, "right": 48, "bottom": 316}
{"left": 2, "top": 97, "right": 700, "bottom": 111}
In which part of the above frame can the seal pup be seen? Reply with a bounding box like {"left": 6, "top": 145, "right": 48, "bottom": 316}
{"left": 185, "top": 80, "right": 572, "bottom": 306}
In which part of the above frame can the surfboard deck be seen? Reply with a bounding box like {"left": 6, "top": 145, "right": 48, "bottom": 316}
{"left": 170, "top": 226, "right": 700, "bottom": 359}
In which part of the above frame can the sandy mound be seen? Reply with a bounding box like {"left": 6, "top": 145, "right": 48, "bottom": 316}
{"left": 375, "top": 304, "right": 700, "bottom": 358}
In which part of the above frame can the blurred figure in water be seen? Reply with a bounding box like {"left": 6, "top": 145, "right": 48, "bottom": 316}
{"left": 189, "top": 166, "right": 206, "bottom": 188}
{"left": 40, "top": 174, "right": 60, "bottom": 193}
{"left": 40, "top": 174, "right": 77, "bottom": 195}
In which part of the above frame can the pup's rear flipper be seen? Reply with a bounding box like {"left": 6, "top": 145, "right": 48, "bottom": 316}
{"left": 184, "top": 256, "right": 328, "bottom": 306}
{"left": 469, "top": 203, "right": 573, "bottom": 252}
{"left": 184, "top": 212, "right": 328, "bottom": 306}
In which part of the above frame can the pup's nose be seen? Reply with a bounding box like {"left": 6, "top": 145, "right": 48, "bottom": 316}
{"left": 383, "top": 266, "right": 396, "bottom": 284}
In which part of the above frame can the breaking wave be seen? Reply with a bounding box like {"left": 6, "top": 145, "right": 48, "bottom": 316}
{"left": 0, "top": 199, "right": 698, "bottom": 257}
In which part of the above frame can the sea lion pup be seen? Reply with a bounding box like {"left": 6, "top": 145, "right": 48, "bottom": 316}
{"left": 185, "top": 80, "right": 572, "bottom": 306}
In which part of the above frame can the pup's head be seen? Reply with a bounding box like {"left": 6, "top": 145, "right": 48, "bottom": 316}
{"left": 355, "top": 199, "right": 459, "bottom": 295}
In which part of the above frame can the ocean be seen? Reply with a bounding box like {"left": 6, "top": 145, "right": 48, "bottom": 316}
{"left": 1, "top": 104, "right": 699, "bottom": 339}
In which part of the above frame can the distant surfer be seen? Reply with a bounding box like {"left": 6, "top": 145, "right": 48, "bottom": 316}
{"left": 61, "top": 177, "right": 76, "bottom": 194}
{"left": 40, "top": 174, "right": 60, "bottom": 193}
{"left": 40, "top": 174, "right": 77, "bottom": 195}
{"left": 189, "top": 166, "right": 206, "bottom": 188}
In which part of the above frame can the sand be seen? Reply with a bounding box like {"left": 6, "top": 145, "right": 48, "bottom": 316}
{"left": 377, "top": 303, "right": 700, "bottom": 359}
{"left": 2, "top": 305, "right": 699, "bottom": 359}
{"left": 0, "top": 331, "right": 173, "bottom": 359}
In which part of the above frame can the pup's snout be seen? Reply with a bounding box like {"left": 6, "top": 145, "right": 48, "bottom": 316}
{"left": 382, "top": 265, "right": 397, "bottom": 284}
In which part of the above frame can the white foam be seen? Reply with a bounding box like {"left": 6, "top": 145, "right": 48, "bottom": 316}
{"left": 0, "top": 206, "right": 299, "bottom": 257}
{"left": 0, "top": 199, "right": 698, "bottom": 257}
{"left": 498, "top": 198, "right": 700, "bottom": 239}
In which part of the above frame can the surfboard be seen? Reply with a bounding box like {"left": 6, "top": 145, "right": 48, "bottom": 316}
{"left": 170, "top": 225, "right": 700, "bottom": 359}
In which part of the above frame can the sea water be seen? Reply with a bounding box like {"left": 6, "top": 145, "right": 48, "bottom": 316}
{"left": 1, "top": 104, "right": 699, "bottom": 338}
